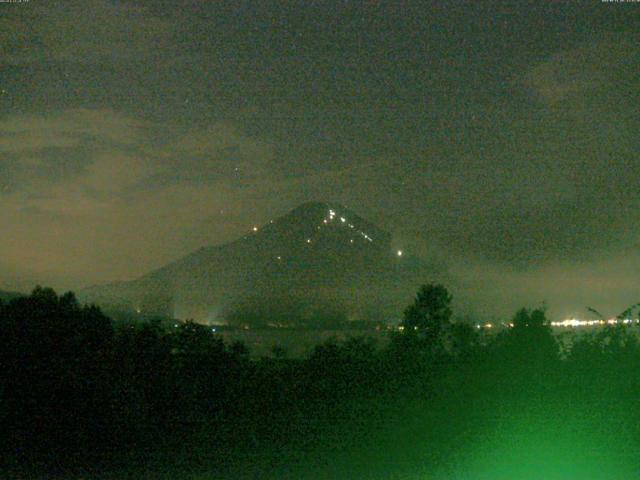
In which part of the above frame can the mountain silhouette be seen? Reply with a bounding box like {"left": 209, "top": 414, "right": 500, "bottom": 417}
{"left": 81, "top": 202, "right": 435, "bottom": 326}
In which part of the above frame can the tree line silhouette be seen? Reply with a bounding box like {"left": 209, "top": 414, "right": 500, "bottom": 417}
{"left": 2, "top": 284, "right": 640, "bottom": 478}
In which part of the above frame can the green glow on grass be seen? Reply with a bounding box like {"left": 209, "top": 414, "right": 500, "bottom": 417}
{"left": 438, "top": 406, "right": 639, "bottom": 480}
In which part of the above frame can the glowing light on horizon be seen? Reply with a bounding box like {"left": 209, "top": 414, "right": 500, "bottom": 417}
{"left": 550, "top": 318, "right": 640, "bottom": 327}
{"left": 475, "top": 323, "right": 495, "bottom": 329}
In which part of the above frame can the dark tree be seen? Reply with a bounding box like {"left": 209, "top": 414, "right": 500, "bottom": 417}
{"left": 448, "top": 321, "right": 480, "bottom": 359}
{"left": 499, "top": 306, "right": 559, "bottom": 368}
{"left": 512, "top": 306, "right": 547, "bottom": 329}
{"left": 401, "top": 284, "right": 452, "bottom": 343}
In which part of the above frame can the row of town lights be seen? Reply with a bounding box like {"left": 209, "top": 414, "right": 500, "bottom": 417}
{"left": 470, "top": 318, "right": 640, "bottom": 330}
{"left": 551, "top": 318, "right": 639, "bottom": 327}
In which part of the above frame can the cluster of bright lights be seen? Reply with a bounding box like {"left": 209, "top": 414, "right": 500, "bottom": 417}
{"left": 258, "top": 207, "right": 405, "bottom": 262}
{"left": 469, "top": 318, "right": 640, "bottom": 330}
{"left": 476, "top": 323, "right": 494, "bottom": 329}
{"left": 398, "top": 320, "right": 640, "bottom": 332}
{"left": 316, "top": 208, "right": 377, "bottom": 245}
{"left": 551, "top": 318, "right": 639, "bottom": 327}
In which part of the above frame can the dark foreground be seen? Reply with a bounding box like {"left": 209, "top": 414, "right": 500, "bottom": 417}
{"left": 2, "top": 288, "right": 640, "bottom": 479}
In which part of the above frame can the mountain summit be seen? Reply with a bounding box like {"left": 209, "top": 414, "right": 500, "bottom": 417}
{"left": 82, "top": 202, "right": 427, "bottom": 326}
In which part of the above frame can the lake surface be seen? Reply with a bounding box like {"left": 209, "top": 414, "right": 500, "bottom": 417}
{"left": 218, "top": 328, "right": 391, "bottom": 358}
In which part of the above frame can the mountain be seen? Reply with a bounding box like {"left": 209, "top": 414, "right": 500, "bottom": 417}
{"left": 81, "top": 202, "right": 435, "bottom": 326}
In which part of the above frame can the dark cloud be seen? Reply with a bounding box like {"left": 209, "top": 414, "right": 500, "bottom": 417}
{"left": 1, "top": 2, "right": 639, "bottom": 319}
{"left": 0, "top": 1, "right": 176, "bottom": 66}
{"left": 524, "top": 36, "right": 638, "bottom": 106}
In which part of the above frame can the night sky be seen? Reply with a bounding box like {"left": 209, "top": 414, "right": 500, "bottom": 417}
{"left": 1, "top": 1, "right": 639, "bottom": 320}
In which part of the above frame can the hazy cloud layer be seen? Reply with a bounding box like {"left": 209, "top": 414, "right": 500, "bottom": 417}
{"left": 1, "top": 2, "right": 638, "bottom": 319}
{"left": 0, "top": 109, "right": 283, "bottom": 288}
{"left": 0, "top": 1, "right": 176, "bottom": 66}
